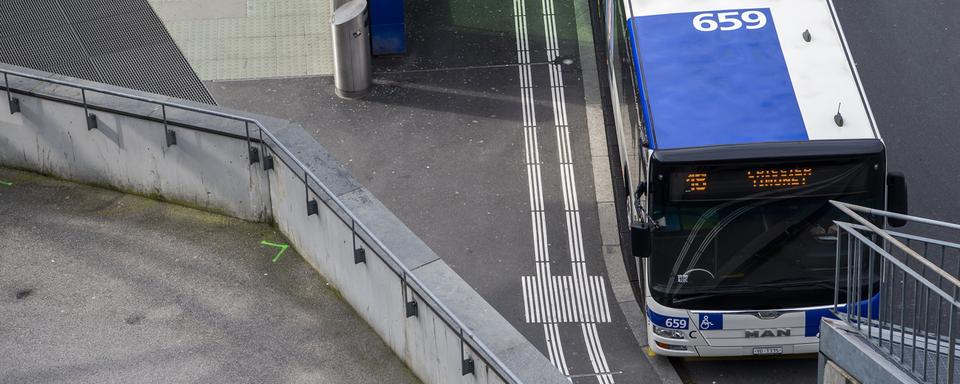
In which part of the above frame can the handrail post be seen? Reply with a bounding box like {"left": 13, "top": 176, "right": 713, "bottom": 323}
{"left": 82, "top": 89, "right": 97, "bottom": 130}
{"left": 162, "top": 105, "right": 175, "bottom": 147}
{"left": 460, "top": 328, "right": 475, "bottom": 375}
{"left": 834, "top": 225, "right": 842, "bottom": 313}
{"left": 305, "top": 170, "right": 318, "bottom": 216}
{"left": 257, "top": 126, "right": 273, "bottom": 170}
{"left": 948, "top": 293, "right": 956, "bottom": 384}
{"left": 403, "top": 272, "right": 418, "bottom": 318}
{"left": 352, "top": 220, "right": 366, "bottom": 264}
{"left": 245, "top": 121, "right": 259, "bottom": 165}
{"left": 4, "top": 73, "right": 19, "bottom": 114}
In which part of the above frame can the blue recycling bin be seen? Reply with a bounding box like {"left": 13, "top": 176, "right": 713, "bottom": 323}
{"left": 368, "top": 0, "right": 405, "bottom": 55}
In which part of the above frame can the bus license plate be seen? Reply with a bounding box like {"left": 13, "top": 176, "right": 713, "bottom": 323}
{"left": 752, "top": 346, "right": 783, "bottom": 356}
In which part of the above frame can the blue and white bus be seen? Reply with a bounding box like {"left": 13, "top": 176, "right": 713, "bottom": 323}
{"left": 602, "top": 0, "right": 908, "bottom": 356}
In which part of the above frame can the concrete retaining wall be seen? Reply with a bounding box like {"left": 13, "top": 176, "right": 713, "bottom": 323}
{"left": 0, "top": 76, "right": 270, "bottom": 222}
{"left": 818, "top": 318, "right": 918, "bottom": 384}
{"left": 0, "top": 64, "right": 567, "bottom": 384}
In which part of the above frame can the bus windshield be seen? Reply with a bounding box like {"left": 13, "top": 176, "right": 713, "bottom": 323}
{"left": 648, "top": 154, "right": 885, "bottom": 310}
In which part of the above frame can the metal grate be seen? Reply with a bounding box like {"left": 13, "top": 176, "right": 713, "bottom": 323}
{"left": 0, "top": 0, "right": 215, "bottom": 104}
{"left": 0, "top": 0, "right": 66, "bottom": 37}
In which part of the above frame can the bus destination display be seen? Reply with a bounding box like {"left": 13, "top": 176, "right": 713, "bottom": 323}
{"left": 746, "top": 168, "right": 812, "bottom": 188}
{"left": 669, "top": 161, "right": 873, "bottom": 202}
{"left": 684, "top": 173, "right": 708, "bottom": 193}
{"left": 681, "top": 167, "right": 813, "bottom": 195}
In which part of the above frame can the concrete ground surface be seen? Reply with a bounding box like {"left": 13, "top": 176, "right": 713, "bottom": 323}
{"left": 0, "top": 167, "right": 419, "bottom": 384}
{"left": 207, "top": 0, "right": 662, "bottom": 381}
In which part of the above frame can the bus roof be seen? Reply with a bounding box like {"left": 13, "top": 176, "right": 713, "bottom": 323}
{"left": 624, "top": 0, "right": 878, "bottom": 150}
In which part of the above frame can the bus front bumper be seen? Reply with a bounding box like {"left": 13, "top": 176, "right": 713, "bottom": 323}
{"left": 648, "top": 334, "right": 820, "bottom": 357}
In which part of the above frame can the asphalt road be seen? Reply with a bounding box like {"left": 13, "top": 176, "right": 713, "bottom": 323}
{"left": 207, "top": 0, "right": 959, "bottom": 383}
{"left": 209, "top": 0, "right": 663, "bottom": 381}
{"left": 671, "top": 1, "right": 960, "bottom": 383}
{"left": 0, "top": 167, "right": 418, "bottom": 384}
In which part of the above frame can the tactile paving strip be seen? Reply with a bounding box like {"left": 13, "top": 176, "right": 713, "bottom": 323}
{"left": 0, "top": 0, "right": 215, "bottom": 104}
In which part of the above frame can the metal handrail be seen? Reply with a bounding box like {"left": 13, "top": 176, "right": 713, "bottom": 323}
{"left": 835, "top": 221, "right": 960, "bottom": 308}
{"left": 831, "top": 201, "right": 960, "bottom": 289}
{"left": 845, "top": 222, "right": 960, "bottom": 252}
{"left": 831, "top": 201, "right": 960, "bottom": 383}
{"left": 0, "top": 65, "right": 522, "bottom": 383}
{"left": 834, "top": 201, "right": 960, "bottom": 232}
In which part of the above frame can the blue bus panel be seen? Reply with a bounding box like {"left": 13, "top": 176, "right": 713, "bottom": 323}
{"left": 628, "top": 9, "right": 806, "bottom": 149}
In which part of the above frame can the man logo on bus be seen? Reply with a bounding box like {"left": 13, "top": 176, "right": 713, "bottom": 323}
{"left": 700, "top": 315, "right": 714, "bottom": 330}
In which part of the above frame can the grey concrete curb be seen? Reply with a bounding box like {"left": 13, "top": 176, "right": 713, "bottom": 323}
{"left": 570, "top": 1, "right": 682, "bottom": 383}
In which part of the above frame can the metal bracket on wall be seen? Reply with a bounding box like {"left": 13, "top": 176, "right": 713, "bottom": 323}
{"left": 161, "top": 105, "right": 176, "bottom": 147}
{"left": 4, "top": 73, "right": 19, "bottom": 114}
{"left": 460, "top": 329, "right": 475, "bottom": 375}
{"left": 87, "top": 113, "right": 98, "bottom": 130}
{"left": 305, "top": 171, "right": 318, "bottom": 216}
{"left": 81, "top": 89, "right": 97, "bottom": 130}
{"left": 402, "top": 273, "right": 418, "bottom": 318}
{"left": 245, "top": 122, "right": 260, "bottom": 164}
{"left": 249, "top": 147, "right": 260, "bottom": 164}
{"left": 351, "top": 220, "right": 366, "bottom": 264}
{"left": 262, "top": 153, "right": 274, "bottom": 170}
{"left": 257, "top": 128, "right": 274, "bottom": 171}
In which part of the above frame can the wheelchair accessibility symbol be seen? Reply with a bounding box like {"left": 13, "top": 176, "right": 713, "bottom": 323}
{"left": 697, "top": 313, "right": 723, "bottom": 330}
{"left": 700, "top": 315, "right": 714, "bottom": 330}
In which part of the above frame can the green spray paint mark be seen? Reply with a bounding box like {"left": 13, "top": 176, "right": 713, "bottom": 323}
{"left": 0, "top": 181, "right": 12, "bottom": 187}
{"left": 260, "top": 240, "right": 289, "bottom": 263}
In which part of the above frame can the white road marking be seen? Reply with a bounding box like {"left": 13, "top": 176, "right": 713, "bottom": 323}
{"left": 522, "top": 275, "right": 611, "bottom": 323}
{"left": 514, "top": 0, "right": 616, "bottom": 378}
{"left": 513, "top": 0, "right": 571, "bottom": 371}
{"left": 581, "top": 323, "right": 615, "bottom": 384}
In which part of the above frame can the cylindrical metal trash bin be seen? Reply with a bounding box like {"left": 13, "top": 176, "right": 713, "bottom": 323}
{"left": 331, "top": 0, "right": 371, "bottom": 99}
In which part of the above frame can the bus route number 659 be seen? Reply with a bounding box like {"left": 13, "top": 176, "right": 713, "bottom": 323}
{"left": 693, "top": 10, "right": 767, "bottom": 32}
{"left": 664, "top": 318, "right": 688, "bottom": 329}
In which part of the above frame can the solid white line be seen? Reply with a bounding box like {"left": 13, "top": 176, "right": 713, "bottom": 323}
{"left": 544, "top": 325, "right": 559, "bottom": 369}
{"left": 590, "top": 324, "right": 614, "bottom": 384}
{"left": 539, "top": 263, "right": 550, "bottom": 323}
{"left": 523, "top": 277, "right": 530, "bottom": 322}
{"left": 550, "top": 324, "right": 571, "bottom": 375}
{"left": 599, "top": 278, "right": 610, "bottom": 322}
{"left": 593, "top": 277, "right": 606, "bottom": 323}
{"left": 580, "top": 323, "right": 603, "bottom": 380}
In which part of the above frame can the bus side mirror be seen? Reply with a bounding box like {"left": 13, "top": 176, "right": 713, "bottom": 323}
{"left": 887, "top": 172, "right": 908, "bottom": 227}
{"left": 631, "top": 221, "right": 653, "bottom": 258}
{"left": 635, "top": 181, "right": 647, "bottom": 199}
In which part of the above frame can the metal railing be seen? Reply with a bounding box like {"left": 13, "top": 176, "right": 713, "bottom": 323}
{"left": 832, "top": 201, "right": 960, "bottom": 383}
{"left": 0, "top": 65, "right": 521, "bottom": 384}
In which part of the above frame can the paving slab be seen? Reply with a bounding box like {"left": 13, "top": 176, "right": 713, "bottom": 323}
{"left": 148, "top": 0, "right": 333, "bottom": 80}
{"left": 0, "top": 167, "right": 418, "bottom": 384}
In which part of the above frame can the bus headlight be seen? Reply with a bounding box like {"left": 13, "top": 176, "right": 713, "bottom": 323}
{"left": 652, "top": 324, "right": 685, "bottom": 339}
